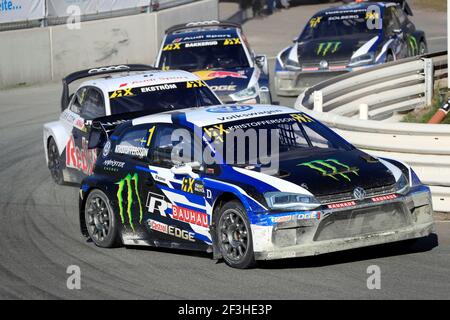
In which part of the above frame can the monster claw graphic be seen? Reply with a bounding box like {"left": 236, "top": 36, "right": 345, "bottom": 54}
{"left": 116, "top": 173, "right": 143, "bottom": 231}
{"left": 317, "top": 42, "right": 341, "bottom": 57}
{"left": 299, "top": 159, "right": 359, "bottom": 181}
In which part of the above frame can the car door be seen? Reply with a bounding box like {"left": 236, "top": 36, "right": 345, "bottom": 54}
{"left": 66, "top": 87, "right": 106, "bottom": 181}
{"left": 383, "top": 6, "right": 408, "bottom": 59}
{"left": 145, "top": 124, "right": 209, "bottom": 248}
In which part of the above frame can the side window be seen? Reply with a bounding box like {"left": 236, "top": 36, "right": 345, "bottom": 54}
{"left": 383, "top": 7, "right": 401, "bottom": 36}
{"left": 80, "top": 88, "right": 106, "bottom": 120}
{"left": 394, "top": 7, "right": 407, "bottom": 26}
{"left": 151, "top": 125, "right": 193, "bottom": 167}
{"left": 114, "top": 125, "right": 155, "bottom": 160}
{"left": 70, "top": 87, "right": 88, "bottom": 115}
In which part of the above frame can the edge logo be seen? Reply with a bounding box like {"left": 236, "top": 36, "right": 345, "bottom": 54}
{"left": 299, "top": 159, "right": 359, "bottom": 182}
{"left": 116, "top": 173, "right": 143, "bottom": 231}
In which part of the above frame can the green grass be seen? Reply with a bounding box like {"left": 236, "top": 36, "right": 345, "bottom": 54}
{"left": 402, "top": 91, "right": 450, "bottom": 124}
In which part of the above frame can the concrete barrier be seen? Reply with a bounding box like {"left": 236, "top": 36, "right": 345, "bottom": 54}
{"left": 0, "top": 0, "right": 218, "bottom": 88}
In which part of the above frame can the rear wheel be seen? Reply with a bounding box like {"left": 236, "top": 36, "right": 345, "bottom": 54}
{"left": 386, "top": 52, "right": 395, "bottom": 62}
{"left": 47, "top": 137, "right": 64, "bottom": 185}
{"left": 85, "top": 189, "right": 121, "bottom": 248}
{"left": 215, "top": 201, "right": 256, "bottom": 269}
{"left": 419, "top": 41, "right": 427, "bottom": 55}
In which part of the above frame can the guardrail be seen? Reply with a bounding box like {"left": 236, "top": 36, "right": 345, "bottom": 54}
{"left": 295, "top": 52, "right": 450, "bottom": 212}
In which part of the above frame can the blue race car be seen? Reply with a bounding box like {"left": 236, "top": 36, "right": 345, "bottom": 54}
{"left": 275, "top": 1, "right": 427, "bottom": 96}
{"left": 155, "top": 21, "right": 272, "bottom": 104}
{"left": 79, "top": 105, "right": 434, "bottom": 268}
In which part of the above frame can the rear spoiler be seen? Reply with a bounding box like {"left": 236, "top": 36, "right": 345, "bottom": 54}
{"left": 61, "top": 64, "right": 157, "bottom": 111}
{"left": 166, "top": 20, "right": 241, "bottom": 35}
{"left": 342, "top": 0, "right": 413, "bottom": 16}
{"left": 87, "top": 110, "right": 159, "bottom": 150}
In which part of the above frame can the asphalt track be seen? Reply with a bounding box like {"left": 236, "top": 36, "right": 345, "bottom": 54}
{"left": 0, "top": 2, "right": 449, "bottom": 299}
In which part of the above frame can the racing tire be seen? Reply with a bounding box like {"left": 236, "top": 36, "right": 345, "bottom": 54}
{"left": 47, "top": 137, "right": 65, "bottom": 185}
{"left": 215, "top": 200, "right": 256, "bottom": 269}
{"left": 85, "top": 189, "right": 121, "bottom": 248}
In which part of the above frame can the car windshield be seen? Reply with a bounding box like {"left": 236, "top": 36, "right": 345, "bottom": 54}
{"left": 300, "top": 12, "right": 379, "bottom": 40}
{"left": 158, "top": 39, "right": 250, "bottom": 72}
{"left": 109, "top": 82, "right": 221, "bottom": 115}
{"left": 202, "top": 112, "right": 354, "bottom": 166}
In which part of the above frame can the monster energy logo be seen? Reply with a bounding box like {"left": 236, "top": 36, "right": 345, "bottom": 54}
{"left": 116, "top": 173, "right": 143, "bottom": 231}
{"left": 407, "top": 35, "right": 418, "bottom": 56}
{"left": 299, "top": 159, "right": 359, "bottom": 182}
{"left": 317, "top": 42, "right": 341, "bottom": 56}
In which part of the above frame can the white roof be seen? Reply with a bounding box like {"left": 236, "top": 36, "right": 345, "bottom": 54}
{"left": 81, "top": 70, "right": 201, "bottom": 92}
{"left": 132, "top": 105, "right": 298, "bottom": 127}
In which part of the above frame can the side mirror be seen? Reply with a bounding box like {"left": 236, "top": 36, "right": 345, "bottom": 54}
{"left": 255, "top": 55, "right": 268, "bottom": 74}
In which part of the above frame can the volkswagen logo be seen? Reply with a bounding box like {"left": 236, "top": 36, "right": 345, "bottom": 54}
{"left": 353, "top": 187, "right": 366, "bottom": 200}
{"left": 319, "top": 60, "right": 329, "bottom": 69}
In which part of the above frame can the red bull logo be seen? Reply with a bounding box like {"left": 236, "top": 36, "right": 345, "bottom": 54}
{"left": 194, "top": 70, "right": 247, "bottom": 81}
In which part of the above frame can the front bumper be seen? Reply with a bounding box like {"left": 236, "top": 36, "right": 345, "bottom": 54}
{"left": 275, "top": 70, "right": 349, "bottom": 96}
{"left": 251, "top": 186, "right": 435, "bottom": 261}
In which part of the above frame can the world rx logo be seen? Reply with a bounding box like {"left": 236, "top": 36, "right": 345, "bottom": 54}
{"left": 0, "top": 1, "right": 22, "bottom": 12}
{"left": 316, "top": 42, "right": 341, "bottom": 56}
{"left": 299, "top": 159, "right": 359, "bottom": 182}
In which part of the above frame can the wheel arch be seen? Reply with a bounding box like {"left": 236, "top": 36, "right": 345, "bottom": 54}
{"left": 43, "top": 121, "right": 69, "bottom": 165}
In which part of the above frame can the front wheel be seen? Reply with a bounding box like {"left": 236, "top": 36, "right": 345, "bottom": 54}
{"left": 85, "top": 189, "right": 121, "bottom": 248}
{"left": 419, "top": 41, "right": 427, "bottom": 55}
{"left": 215, "top": 200, "right": 256, "bottom": 269}
{"left": 47, "top": 137, "right": 64, "bottom": 185}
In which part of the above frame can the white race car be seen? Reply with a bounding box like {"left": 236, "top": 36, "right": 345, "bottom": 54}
{"left": 43, "top": 64, "right": 221, "bottom": 185}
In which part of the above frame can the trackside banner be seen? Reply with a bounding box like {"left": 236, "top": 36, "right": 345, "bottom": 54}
{"left": 46, "top": 0, "right": 150, "bottom": 18}
{"left": 0, "top": 0, "right": 45, "bottom": 23}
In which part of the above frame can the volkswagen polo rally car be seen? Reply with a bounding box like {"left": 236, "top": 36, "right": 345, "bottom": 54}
{"left": 79, "top": 104, "right": 434, "bottom": 269}
{"left": 43, "top": 64, "right": 221, "bottom": 185}
{"left": 155, "top": 21, "right": 272, "bottom": 104}
{"left": 275, "top": 1, "right": 427, "bottom": 96}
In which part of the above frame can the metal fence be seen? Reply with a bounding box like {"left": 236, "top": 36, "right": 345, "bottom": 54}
{"left": 295, "top": 51, "right": 450, "bottom": 212}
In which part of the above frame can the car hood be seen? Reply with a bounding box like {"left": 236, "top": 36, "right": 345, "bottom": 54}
{"left": 296, "top": 34, "right": 379, "bottom": 64}
{"left": 272, "top": 149, "right": 396, "bottom": 197}
{"left": 193, "top": 68, "right": 254, "bottom": 96}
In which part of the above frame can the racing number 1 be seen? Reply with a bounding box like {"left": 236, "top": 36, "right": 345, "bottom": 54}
{"left": 147, "top": 126, "right": 156, "bottom": 147}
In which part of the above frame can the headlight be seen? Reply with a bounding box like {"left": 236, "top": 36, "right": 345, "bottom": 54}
{"left": 229, "top": 86, "right": 258, "bottom": 101}
{"left": 395, "top": 174, "right": 410, "bottom": 195}
{"left": 348, "top": 52, "right": 375, "bottom": 67}
{"left": 264, "top": 192, "right": 321, "bottom": 211}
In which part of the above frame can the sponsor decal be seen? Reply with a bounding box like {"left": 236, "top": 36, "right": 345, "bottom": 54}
{"left": 223, "top": 38, "right": 241, "bottom": 45}
{"left": 317, "top": 42, "right": 341, "bottom": 56}
{"left": 206, "top": 105, "right": 253, "bottom": 113}
{"left": 162, "top": 43, "right": 181, "bottom": 51}
{"left": 371, "top": 194, "right": 397, "bottom": 202}
{"left": 407, "top": 35, "right": 418, "bottom": 55}
{"left": 271, "top": 212, "right": 321, "bottom": 223}
{"left": 327, "top": 201, "right": 356, "bottom": 209}
{"left": 147, "top": 219, "right": 195, "bottom": 242}
{"left": 210, "top": 85, "right": 237, "bottom": 91}
{"left": 185, "top": 41, "right": 218, "bottom": 48}
{"left": 66, "top": 136, "right": 97, "bottom": 175}
{"left": 172, "top": 204, "right": 209, "bottom": 228}
{"left": 310, "top": 16, "right": 322, "bottom": 28}
{"left": 102, "top": 141, "right": 111, "bottom": 157}
{"left": 141, "top": 83, "right": 177, "bottom": 92}
{"left": 193, "top": 70, "right": 247, "bottom": 81}
{"left": 116, "top": 173, "right": 143, "bottom": 231}
{"left": 115, "top": 145, "right": 148, "bottom": 158}
{"left": 186, "top": 80, "right": 206, "bottom": 88}
{"left": 298, "top": 159, "right": 359, "bottom": 182}
{"left": 181, "top": 177, "right": 205, "bottom": 195}
{"left": 146, "top": 193, "right": 208, "bottom": 227}
{"left": 291, "top": 113, "right": 314, "bottom": 123}
{"left": 109, "top": 88, "right": 134, "bottom": 99}
{"left": 88, "top": 65, "right": 130, "bottom": 74}
{"left": 203, "top": 124, "right": 230, "bottom": 143}
{"left": 365, "top": 11, "right": 379, "bottom": 20}
{"left": 103, "top": 159, "right": 125, "bottom": 172}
